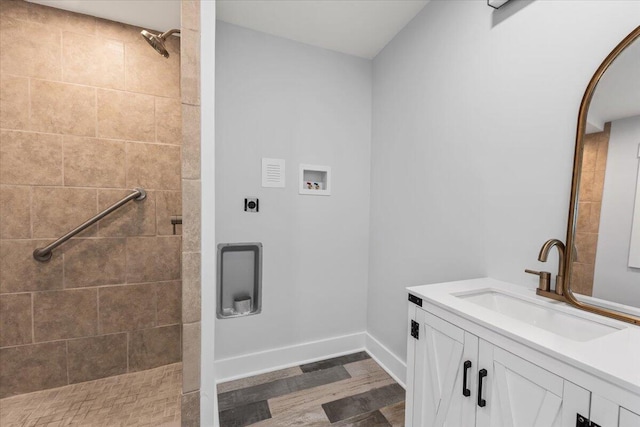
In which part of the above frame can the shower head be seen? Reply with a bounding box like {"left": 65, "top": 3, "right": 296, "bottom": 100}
{"left": 140, "top": 28, "right": 180, "bottom": 58}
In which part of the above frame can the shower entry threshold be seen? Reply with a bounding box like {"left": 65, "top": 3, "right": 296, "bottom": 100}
{"left": 0, "top": 363, "right": 182, "bottom": 427}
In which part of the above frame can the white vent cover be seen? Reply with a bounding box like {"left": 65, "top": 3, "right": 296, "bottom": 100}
{"left": 262, "top": 158, "right": 285, "bottom": 188}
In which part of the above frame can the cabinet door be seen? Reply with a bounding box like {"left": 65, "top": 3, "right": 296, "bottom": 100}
{"left": 590, "top": 394, "right": 619, "bottom": 427}
{"left": 476, "top": 342, "right": 586, "bottom": 427}
{"left": 408, "top": 309, "right": 478, "bottom": 427}
{"left": 620, "top": 408, "right": 640, "bottom": 427}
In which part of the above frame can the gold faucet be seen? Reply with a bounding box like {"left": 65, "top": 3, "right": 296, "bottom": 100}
{"left": 526, "top": 239, "right": 566, "bottom": 301}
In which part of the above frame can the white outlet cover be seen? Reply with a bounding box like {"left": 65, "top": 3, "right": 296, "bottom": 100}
{"left": 262, "top": 158, "right": 285, "bottom": 188}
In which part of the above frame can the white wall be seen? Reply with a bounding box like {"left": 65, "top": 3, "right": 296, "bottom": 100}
{"left": 369, "top": 0, "right": 640, "bottom": 362}
{"left": 215, "top": 22, "right": 372, "bottom": 362}
{"left": 201, "top": 1, "right": 218, "bottom": 425}
{"left": 594, "top": 116, "right": 640, "bottom": 307}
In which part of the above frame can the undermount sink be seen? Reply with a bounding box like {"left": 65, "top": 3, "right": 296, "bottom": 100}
{"left": 456, "top": 290, "right": 622, "bottom": 342}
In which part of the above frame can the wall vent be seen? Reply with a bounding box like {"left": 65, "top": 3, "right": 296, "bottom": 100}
{"left": 262, "top": 158, "right": 285, "bottom": 188}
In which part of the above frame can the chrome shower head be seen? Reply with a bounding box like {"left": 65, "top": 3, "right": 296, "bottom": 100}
{"left": 140, "top": 28, "right": 180, "bottom": 58}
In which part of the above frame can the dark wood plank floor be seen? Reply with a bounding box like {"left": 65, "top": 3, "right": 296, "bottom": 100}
{"left": 217, "top": 352, "right": 405, "bottom": 427}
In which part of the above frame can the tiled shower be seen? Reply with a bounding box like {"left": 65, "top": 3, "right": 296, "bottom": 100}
{"left": 0, "top": 0, "right": 183, "bottom": 407}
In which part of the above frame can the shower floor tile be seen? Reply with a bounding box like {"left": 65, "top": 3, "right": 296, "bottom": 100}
{"left": 217, "top": 352, "right": 405, "bottom": 427}
{"left": 0, "top": 363, "right": 182, "bottom": 427}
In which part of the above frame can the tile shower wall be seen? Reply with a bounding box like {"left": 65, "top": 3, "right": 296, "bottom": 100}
{"left": 0, "top": 0, "right": 182, "bottom": 398}
{"left": 179, "top": 1, "right": 202, "bottom": 425}
{"left": 571, "top": 122, "right": 611, "bottom": 296}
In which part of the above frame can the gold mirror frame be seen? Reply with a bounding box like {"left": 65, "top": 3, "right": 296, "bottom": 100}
{"left": 563, "top": 26, "right": 640, "bottom": 326}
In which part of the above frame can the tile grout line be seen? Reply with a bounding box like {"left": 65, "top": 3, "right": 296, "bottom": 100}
{"left": 126, "top": 331, "right": 130, "bottom": 373}
{"left": 30, "top": 292, "right": 35, "bottom": 344}
{"left": 96, "top": 287, "right": 101, "bottom": 336}
{"left": 94, "top": 87, "right": 98, "bottom": 139}
{"left": 0, "top": 126, "right": 181, "bottom": 147}
{"left": 65, "top": 340, "right": 70, "bottom": 386}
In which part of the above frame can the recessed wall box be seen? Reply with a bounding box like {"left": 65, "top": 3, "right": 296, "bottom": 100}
{"left": 299, "top": 164, "right": 331, "bottom": 196}
{"left": 217, "top": 242, "right": 262, "bottom": 319}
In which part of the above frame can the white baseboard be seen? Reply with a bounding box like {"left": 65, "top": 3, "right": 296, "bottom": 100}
{"left": 213, "top": 331, "right": 407, "bottom": 390}
{"left": 364, "top": 333, "right": 407, "bottom": 388}
{"left": 215, "top": 332, "right": 366, "bottom": 383}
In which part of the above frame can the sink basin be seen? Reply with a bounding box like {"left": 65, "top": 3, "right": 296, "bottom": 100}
{"left": 456, "top": 290, "right": 621, "bottom": 342}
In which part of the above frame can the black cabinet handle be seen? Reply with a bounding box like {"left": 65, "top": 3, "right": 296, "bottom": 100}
{"left": 462, "top": 361, "right": 472, "bottom": 397}
{"left": 478, "top": 369, "right": 487, "bottom": 407}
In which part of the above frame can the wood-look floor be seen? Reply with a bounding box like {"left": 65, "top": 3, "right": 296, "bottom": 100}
{"left": 217, "top": 352, "right": 405, "bottom": 427}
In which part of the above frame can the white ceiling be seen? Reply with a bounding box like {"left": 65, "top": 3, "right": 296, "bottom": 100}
{"left": 28, "top": 0, "right": 428, "bottom": 60}
{"left": 216, "top": 0, "right": 429, "bottom": 59}
{"left": 587, "top": 40, "right": 640, "bottom": 133}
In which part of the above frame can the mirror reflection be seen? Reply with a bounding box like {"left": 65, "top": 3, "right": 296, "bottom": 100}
{"left": 571, "top": 38, "right": 640, "bottom": 308}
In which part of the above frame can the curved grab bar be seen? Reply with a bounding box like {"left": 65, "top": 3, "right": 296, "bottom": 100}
{"left": 33, "top": 188, "right": 146, "bottom": 262}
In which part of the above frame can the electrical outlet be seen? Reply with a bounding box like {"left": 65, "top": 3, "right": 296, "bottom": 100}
{"left": 244, "top": 198, "right": 259, "bottom": 212}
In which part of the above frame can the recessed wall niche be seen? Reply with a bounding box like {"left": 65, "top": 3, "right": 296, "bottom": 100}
{"left": 299, "top": 164, "right": 332, "bottom": 195}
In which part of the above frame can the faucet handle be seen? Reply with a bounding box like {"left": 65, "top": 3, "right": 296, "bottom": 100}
{"left": 525, "top": 269, "right": 551, "bottom": 292}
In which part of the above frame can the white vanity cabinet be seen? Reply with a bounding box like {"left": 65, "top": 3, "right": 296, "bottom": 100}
{"left": 406, "top": 308, "right": 589, "bottom": 427}
{"left": 405, "top": 279, "right": 640, "bottom": 427}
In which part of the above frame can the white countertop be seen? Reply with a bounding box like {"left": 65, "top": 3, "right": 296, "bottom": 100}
{"left": 407, "top": 278, "right": 640, "bottom": 396}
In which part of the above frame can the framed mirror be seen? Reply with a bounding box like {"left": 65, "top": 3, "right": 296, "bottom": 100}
{"left": 564, "top": 26, "right": 640, "bottom": 325}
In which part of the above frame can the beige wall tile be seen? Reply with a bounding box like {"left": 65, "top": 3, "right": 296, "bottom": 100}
{"left": 589, "top": 202, "right": 602, "bottom": 234}
{"left": 0, "top": 3, "right": 186, "bottom": 398}
{"left": 27, "top": 2, "right": 96, "bottom": 35}
{"left": 0, "top": 342, "right": 67, "bottom": 398}
{"left": 595, "top": 135, "right": 609, "bottom": 171}
{"left": 30, "top": 80, "right": 96, "bottom": 136}
{"left": 156, "top": 97, "right": 182, "bottom": 144}
{"left": 181, "top": 29, "right": 200, "bottom": 106}
{"left": 127, "top": 142, "right": 181, "bottom": 190}
{"left": 0, "top": 17, "right": 62, "bottom": 80}
{"left": 581, "top": 139, "right": 597, "bottom": 172}
{"left": 182, "top": 180, "right": 201, "bottom": 252}
{"left": 578, "top": 169, "right": 595, "bottom": 203}
{"left": 0, "top": 74, "right": 29, "bottom": 129}
{"left": 63, "top": 238, "right": 126, "bottom": 288}
{"left": 32, "top": 187, "right": 97, "bottom": 238}
{"left": 67, "top": 333, "right": 127, "bottom": 384}
{"left": 181, "top": 0, "right": 200, "bottom": 32}
{"left": 99, "top": 283, "right": 157, "bottom": 334}
{"left": 128, "top": 325, "right": 181, "bottom": 372}
{"left": 571, "top": 262, "right": 595, "bottom": 296}
{"left": 0, "top": 240, "right": 63, "bottom": 293}
{"left": 33, "top": 288, "right": 97, "bottom": 341}
{"left": 157, "top": 281, "right": 181, "bottom": 326}
{"left": 0, "top": 185, "right": 30, "bottom": 239}
{"left": 157, "top": 191, "right": 182, "bottom": 235}
{"left": 592, "top": 169, "right": 605, "bottom": 202}
{"left": 574, "top": 232, "right": 598, "bottom": 266}
{"left": 0, "top": 0, "right": 30, "bottom": 20}
{"left": 95, "top": 18, "right": 143, "bottom": 43}
{"left": 127, "top": 236, "right": 181, "bottom": 283}
{"left": 0, "top": 130, "right": 63, "bottom": 185}
{"left": 97, "top": 89, "right": 155, "bottom": 141}
{"left": 575, "top": 202, "right": 591, "bottom": 233}
{"left": 182, "top": 104, "right": 200, "bottom": 179}
{"left": 182, "top": 252, "right": 201, "bottom": 324}
{"left": 97, "top": 189, "right": 156, "bottom": 237}
{"left": 63, "top": 136, "right": 126, "bottom": 188}
{"left": 181, "top": 391, "right": 200, "bottom": 427}
{"left": 125, "top": 39, "right": 180, "bottom": 98}
{"left": 0, "top": 293, "right": 32, "bottom": 347}
{"left": 63, "top": 31, "right": 125, "bottom": 89}
{"left": 182, "top": 322, "right": 200, "bottom": 393}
